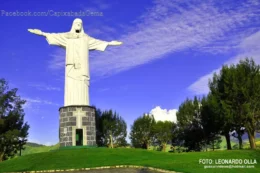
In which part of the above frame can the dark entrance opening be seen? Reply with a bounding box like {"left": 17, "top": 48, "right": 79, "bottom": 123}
{"left": 76, "top": 129, "right": 83, "bottom": 146}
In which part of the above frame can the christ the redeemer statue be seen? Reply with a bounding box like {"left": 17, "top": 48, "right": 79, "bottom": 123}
{"left": 28, "top": 18, "right": 122, "bottom": 106}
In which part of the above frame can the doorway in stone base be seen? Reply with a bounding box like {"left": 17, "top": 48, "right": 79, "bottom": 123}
{"left": 76, "top": 129, "right": 83, "bottom": 146}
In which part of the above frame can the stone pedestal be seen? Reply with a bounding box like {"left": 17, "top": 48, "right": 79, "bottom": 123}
{"left": 59, "top": 105, "right": 96, "bottom": 147}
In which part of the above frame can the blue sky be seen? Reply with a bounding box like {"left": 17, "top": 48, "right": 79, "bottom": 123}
{"left": 1, "top": 0, "right": 260, "bottom": 145}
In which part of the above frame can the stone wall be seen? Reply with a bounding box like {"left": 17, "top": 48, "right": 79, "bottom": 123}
{"left": 59, "top": 106, "right": 96, "bottom": 147}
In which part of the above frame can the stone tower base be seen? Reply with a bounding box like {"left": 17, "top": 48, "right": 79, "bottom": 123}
{"left": 59, "top": 105, "right": 96, "bottom": 147}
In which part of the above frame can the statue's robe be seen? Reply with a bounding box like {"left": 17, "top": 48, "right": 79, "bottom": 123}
{"left": 45, "top": 32, "right": 108, "bottom": 106}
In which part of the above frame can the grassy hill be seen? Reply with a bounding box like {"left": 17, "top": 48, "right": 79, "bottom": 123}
{"left": 0, "top": 148, "right": 259, "bottom": 173}
{"left": 21, "top": 143, "right": 59, "bottom": 156}
{"left": 26, "top": 142, "right": 45, "bottom": 147}
{"left": 20, "top": 136, "right": 259, "bottom": 156}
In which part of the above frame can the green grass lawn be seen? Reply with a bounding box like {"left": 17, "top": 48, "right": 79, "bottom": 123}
{"left": 0, "top": 148, "right": 259, "bottom": 173}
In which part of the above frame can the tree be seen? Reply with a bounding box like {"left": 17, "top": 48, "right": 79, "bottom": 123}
{"left": 93, "top": 106, "right": 103, "bottom": 147}
{"left": 0, "top": 79, "right": 29, "bottom": 161}
{"left": 209, "top": 58, "right": 260, "bottom": 149}
{"left": 177, "top": 97, "right": 199, "bottom": 127}
{"left": 100, "top": 110, "right": 127, "bottom": 148}
{"left": 172, "top": 125, "right": 185, "bottom": 152}
{"left": 208, "top": 135, "right": 222, "bottom": 151}
{"left": 230, "top": 58, "right": 260, "bottom": 149}
{"left": 94, "top": 107, "right": 127, "bottom": 148}
{"left": 176, "top": 97, "right": 205, "bottom": 151}
{"left": 220, "top": 64, "right": 245, "bottom": 149}
{"left": 200, "top": 94, "right": 223, "bottom": 151}
{"left": 130, "top": 114, "right": 155, "bottom": 149}
{"left": 153, "top": 121, "right": 175, "bottom": 151}
{"left": 209, "top": 66, "right": 235, "bottom": 150}
{"left": 230, "top": 128, "right": 245, "bottom": 149}
{"left": 182, "top": 118, "right": 205, "bottom": 151}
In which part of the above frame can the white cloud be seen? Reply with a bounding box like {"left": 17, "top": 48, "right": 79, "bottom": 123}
{"left": 188, "top": 31, "right": 260, "bottom": 95}
{"left": 92, "top": 0, "right": 111, "bottom": 10}
{"left": 23, "top": 97, "right": 59, "bottom": 109}
{"left": 48, "top": 51, "right": 65, "bottom": 70}
{"left": 81, "top": 0, "right": 111, "bottom": 12}
{"left": 28, "top": 83, "right": 61, "bottom": 91}
{"left": 48, "top": 0, "right": 260, "bottom": 78}
{"left": 97, "top": 87, "right": 110, "bottom": 92}
{"left": 239, "top": 31, "right": 260, "bottom": 52}
{"left": 150, "top": 106, "right": 177, "bottom": 123}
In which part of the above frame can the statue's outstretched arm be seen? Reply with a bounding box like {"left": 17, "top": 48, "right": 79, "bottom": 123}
{"left": 108, "top": 41, "right": 123, "bottom": 46}
{"left": 28, "top": 29, "right": 47, "bottom": 37}
{"left": 28, "top": 29, "right": 66, "bottom": 48}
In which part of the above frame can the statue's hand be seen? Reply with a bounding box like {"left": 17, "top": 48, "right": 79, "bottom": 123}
{"left": 28, "top": 29, "right": 43, "bottom": 36}
{"left": 108, "top": 41, "right": 123, "bottom": 46}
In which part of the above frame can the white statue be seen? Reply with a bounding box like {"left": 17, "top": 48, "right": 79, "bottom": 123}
{"left": 28, "top": 18, "right": 122, "bottom": 106}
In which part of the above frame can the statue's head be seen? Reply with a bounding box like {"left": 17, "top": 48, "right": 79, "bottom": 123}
{"left": 70, "top": 18, "right": 84, "bottom": 34}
